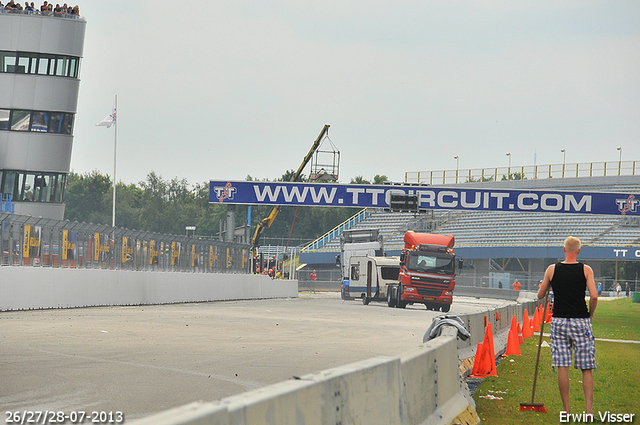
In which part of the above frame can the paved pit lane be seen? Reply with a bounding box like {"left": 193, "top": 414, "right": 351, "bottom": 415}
{"left": 0, "top": 292, "right": 514, "bottom": 422}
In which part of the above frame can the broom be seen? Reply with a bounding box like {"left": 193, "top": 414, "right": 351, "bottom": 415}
{"left": 519, "top": 293, "right": 549, "bottom": 413}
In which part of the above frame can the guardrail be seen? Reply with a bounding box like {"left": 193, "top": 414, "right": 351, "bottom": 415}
{"left": 405, "top": 160, "right": 639, "bottom": 185}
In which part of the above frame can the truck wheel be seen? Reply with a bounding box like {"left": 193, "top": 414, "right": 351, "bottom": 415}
{"left": 362, "top": 296, "right": 370, "bottom": 305}
{"left": 441, "top": 304, "right": 451, "bottom": 313}
{"left": 395, "top": 286, "right": 406, "bottom": 308}
{"left": 387, "top": 289, "right": 396, "bottom": 308}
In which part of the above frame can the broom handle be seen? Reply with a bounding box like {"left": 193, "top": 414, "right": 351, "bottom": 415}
{"left": 530, "top": 294, "right": 549, "bottom": 403}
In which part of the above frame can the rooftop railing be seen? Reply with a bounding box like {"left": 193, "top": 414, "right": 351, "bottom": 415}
{"left": 0, "top": 7, "right": 84, "bottom": 20}
{"left": 405, "top": 160, "right": 639, "bottom": 185}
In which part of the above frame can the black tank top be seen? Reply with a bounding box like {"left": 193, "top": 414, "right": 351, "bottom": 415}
{"left": 550, "top": 262, "right": 590, "bottom": 318}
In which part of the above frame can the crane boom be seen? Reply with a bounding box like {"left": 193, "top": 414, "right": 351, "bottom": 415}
{"left": 250, "top": 125, "right": 330, "bottom": 256}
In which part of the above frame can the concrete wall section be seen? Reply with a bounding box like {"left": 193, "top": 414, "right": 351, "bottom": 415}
{"left": 0, "top": 268, "right": 298, "bottom": 311}
{"left": 400, "top": 326, "right": 474, "bottom": 425}
{"left": 225, "top": 356, "right": 403, "bottom": 425}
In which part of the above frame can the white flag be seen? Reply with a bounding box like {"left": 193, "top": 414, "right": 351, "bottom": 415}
{"left": 96, "top": 104, "right": 116, "bottom": 128}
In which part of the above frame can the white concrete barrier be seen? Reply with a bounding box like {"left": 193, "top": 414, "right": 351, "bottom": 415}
{"left": 128, "top": 298, "right": 545, "bottom": 425}
{"left": 130, "top": 329, "right": 480, "bottom": 425}
{"left": 0, "top": 268, "right": 297, "bottom": 311}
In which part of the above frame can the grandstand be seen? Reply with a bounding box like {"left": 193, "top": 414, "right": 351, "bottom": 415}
{"left": 299, "top": 173, "right": 640, "bottom": 290}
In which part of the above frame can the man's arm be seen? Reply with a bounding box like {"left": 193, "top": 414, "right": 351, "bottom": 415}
{"left": 537, "top": 264, "right": 554, "bottom": 300}
{"left": 584, "top": 264, "right": 598, "bottom": 318}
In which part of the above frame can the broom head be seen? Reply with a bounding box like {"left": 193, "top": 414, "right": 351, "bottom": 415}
{"left": 519, "top": 402, "right": 547, "bottom": 413}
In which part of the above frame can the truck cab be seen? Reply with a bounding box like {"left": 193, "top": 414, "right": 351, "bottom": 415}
{"left": 387, "top": 231, "right": 462, "bottom": 312}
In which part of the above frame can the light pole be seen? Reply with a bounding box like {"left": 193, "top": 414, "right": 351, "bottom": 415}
{"left": 454, "top": 155, "right": 459, "bottom": 182}
{"left": 561, "top": 149, "right": 566, "bottom": 177}
{"left": 506, "top": 153, "right": 511, "bottom": 179}
{"left": 617, "top": 147, "right": 622, "bottom": 175}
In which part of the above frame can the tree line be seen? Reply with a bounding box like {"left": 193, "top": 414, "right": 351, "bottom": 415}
{"left": 63, "top": 171, "right": 388, "bottom": 246}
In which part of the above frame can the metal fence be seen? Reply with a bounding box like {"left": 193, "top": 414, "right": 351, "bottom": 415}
{"left": 405, "top": 160, "right": 639, "bottom": 185}
{"left": 0, "top": 212, "right": 249, "bottom": 273}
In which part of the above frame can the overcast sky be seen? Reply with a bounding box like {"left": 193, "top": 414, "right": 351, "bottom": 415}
{"left": 71, "top": 1, "right": 640, "bottom": 187}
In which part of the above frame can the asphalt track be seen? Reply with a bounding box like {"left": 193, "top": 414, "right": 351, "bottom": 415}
{"left": 0, "top": 292, "right": 515, "bottom": 423}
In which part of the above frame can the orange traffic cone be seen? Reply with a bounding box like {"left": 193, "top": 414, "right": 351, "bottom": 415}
{"left": 517, "top": 323, "right": 525, "bottom": 344}
{"left": 532, "top": 305, "right": 541, "bottom": 333}
{"left": 545, "top": 302, "right": 553, "bottom": 324}
{"left": 470, "top": 342, "right": 483, "bottom": 375}
{"left": 469, "top": 323, "right": 498, "bottom": 378}
{"left": 503, "top": 317, "right": 521, "bottom": 356}
{"left": 522, "top": 309, "right": 533, "bottom": 339}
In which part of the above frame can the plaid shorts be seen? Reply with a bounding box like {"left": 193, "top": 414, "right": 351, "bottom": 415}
{"left": 550, "top": 317, "right": 596, "bottom": 370}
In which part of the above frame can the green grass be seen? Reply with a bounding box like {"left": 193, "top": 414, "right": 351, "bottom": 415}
{"left": 473, "top": 298, "right": 640, "bottom": 424}
{"left": 591, "top": 298, "right": 640, "bottom": 341}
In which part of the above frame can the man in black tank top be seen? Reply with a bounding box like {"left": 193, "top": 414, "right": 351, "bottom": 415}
{"left": 538, "top": 236, "right": 598, "bottom": 418}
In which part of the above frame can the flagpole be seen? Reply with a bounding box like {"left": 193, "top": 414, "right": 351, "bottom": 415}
{"left": 112, "top": 94, "right": 117, "bottom": 228}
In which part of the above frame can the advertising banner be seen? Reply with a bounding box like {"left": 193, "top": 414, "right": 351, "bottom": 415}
{"left": 149, "top": 240, "right": 158, "bottom": 265}
{"left": 191, "top": 245, "right": 199, "bottom": 267}
{"left": 62, "top": 230, "right": 76, "bottom": 261}
{"left": 62, "top": 230, "right": 68, "bottom": 260}
{"left": 171, "top": 242, "right": 180, "bottom": 266}
{"left": 209, "top": 181, "right": 640, "bottom": 216}
{"left": 94, "top": 233, "right": 100, "bottom": 261}
{"left": 209, "top": 245, "right": 216, "bottom": 268}
{"left": 22, "top": 225, "right": 31, "bottom": 258}
{"left": 122, "top": 236, "right": 133, "bottom": 264}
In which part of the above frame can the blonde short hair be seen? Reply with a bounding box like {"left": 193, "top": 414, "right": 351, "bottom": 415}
{"left": 564, "top": 236, "right": 581, "bottom": 253}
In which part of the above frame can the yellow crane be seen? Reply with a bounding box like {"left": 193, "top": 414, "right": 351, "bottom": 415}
{"left": 250, "top": 124, "right": 330, "bottom": 257}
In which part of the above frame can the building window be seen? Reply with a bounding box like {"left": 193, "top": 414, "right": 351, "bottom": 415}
{"left": 0, "top": 109, "right": 75, "bottom": 135}
{"left": 10, "top": 110, "right": 31, "bottom": 131}
{"left": 0, "top": 170, "right": 66, "bottom": 203}
{"left": 0, "top": 109, "right": 9, "bottom": 130}
{"left": 0, "top": 50, "right": 80, "bottom": 78}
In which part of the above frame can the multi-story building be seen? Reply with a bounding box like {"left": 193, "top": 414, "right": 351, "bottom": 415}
{"left": 0, "top": 9, "right": 86, "bottom": 219}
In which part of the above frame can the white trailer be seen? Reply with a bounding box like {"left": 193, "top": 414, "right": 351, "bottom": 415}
{"left": 339, "top": 228, "right": 384, "bottom": 280}
{"left": 342, "top": 256, "right": 400, "bottom": 304}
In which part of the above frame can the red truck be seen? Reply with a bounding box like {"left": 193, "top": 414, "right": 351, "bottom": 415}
{"left": 386, "top": 231, "right": 462, "bottom": 312}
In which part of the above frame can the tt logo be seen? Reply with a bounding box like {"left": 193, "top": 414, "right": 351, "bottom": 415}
{"left": 214, "top": 183, "right": 237, "bottom": 202}
{"left": 616, "top": 195, "right": 639, "bottom": 215}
